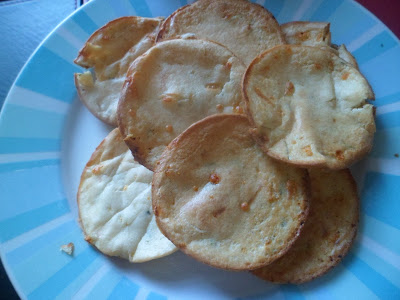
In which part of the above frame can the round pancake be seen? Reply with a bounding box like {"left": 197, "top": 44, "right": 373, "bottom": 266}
{"left": 152, "top": 114, "right": 310, "bottom": 270}
{"left": 252, "top": 169, "right": 358, "bottom": 284}
{"left": 156, "top": 0, "right": 285, "bottom": 65}
{"left": 78, "top": 128, "right": 177, "bottom": 262}
{"left": 118, "top": 38, "right": 246, "bottom": 170}
{"left": 74, "top": 16, "right": 163, "bottom": 125}
{"left": 242, "top": 45, "right": 375, "bottom": 170}
{"left": 282, "top": 21, "right": 358, "bottom": 68}
{"left": 281, "top": 21, "right": 331, "bottom": 47}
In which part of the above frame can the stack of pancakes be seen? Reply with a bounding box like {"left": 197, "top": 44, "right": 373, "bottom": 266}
{"left": 75, "top": 0, "right": 374, "bottom": 284}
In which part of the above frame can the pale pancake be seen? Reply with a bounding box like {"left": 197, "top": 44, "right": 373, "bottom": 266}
{"left": 253, "top": 169, "right": 358, "bottom": 284}
{"left": 156, "top": 0, "right": 285, "bottom": 65}
{"left": 78, "top": 128, "right": 177, "bottom": 262}
{"left": 243, "top": 45, "right": 375, "bottom": 170}
{"left": 282, "top": 21, "right": 358, "bottom": 68}
{"left": 282, "top": 21, "right": 331, "bottom": 47}
{"left": 118, "top": 38, "right": 246, "bottom": 170}
{"left": 74, "top": 16, "right": 163, "bottom": 125}
{"left": 152, "top": 114, "right": 309, "bottom": 270}
{"left": 337, "top": 44, "right": 359, "bottom": 69}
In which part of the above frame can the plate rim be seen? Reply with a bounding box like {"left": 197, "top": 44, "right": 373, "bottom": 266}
{"left": 1, "top": 0, "right": 399, "bottom": 299}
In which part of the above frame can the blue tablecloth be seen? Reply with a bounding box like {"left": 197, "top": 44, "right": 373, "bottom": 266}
{"left": 0, "top": 0, "right": 78, "bottom": 108}
{"left": 0, "top": 1, "right": 79, "bottom": 297}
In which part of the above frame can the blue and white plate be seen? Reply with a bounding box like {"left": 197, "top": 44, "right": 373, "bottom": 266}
{"left": 0, "top": 0, "right": 399, "bottom": 299}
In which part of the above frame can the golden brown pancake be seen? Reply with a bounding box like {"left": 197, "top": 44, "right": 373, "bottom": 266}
{"left": 74, "top": 16, "right": 163, "bottom": 125}
{"left": 253, "top": 169, "right": 358, "bottom": 284}
{"left": 242, "top": 45, "right": 375, "bottom": 170}
{"left": 118, "top": 38, "right": 245, "bottom": 170}
{"left": 152, "top": 114, "right": 309, "bottom": 270}
{"left": 156, "top": 0, "right": 285, "bottom": 65}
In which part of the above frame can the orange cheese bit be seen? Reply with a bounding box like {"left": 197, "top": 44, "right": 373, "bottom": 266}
{"left": 209, "top": 173, "right": 220, "bottom": 184}
{"left": 165, "top": 125, "right": 173, "bottom": 133}
{"left": 335, "top": 150, "right": 345, "bottom": 161}
{"left": 92, "top": 165, "right": 103, "bottom": 175}
{"left": 284, "top": 81, "right": 295, "bottom": 96}
{"left": 302, "top": 145, "right": 313, "bottom": 156}
{"left": 240, "top": 202, "right": 249, "bottom": 211}
{"left": 128, "top": 109, "right": 136, "bottom": 117}
{"left": 233, "top": 106, "right": 244, "bottom": 114}
{"left": 206, "top": 83, "right": 222, "bottom": 89}
{"left": 216, "top": 104, "right": 224, "bottom": 111}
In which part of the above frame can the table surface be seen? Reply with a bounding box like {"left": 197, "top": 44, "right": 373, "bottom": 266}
{"left": 0, "top": 0, "right": 399, "bottom": 299}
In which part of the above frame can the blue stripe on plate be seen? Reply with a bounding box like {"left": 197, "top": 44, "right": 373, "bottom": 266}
{"left": 296, "top": 0, "right": 325, "bottom": 21}
{"left": 377, "top": 91, "right": 400, "bottom": 106}
{"left": 55, "top": 258, "right": 104, "bottom": 300}
{"left": 342, "top": 253, "right": 400, "bottom": 299}
{"left": 328, "top": 1, "right": 376, "bottom": 45}
{"left": 309, "top": 0, "right": 344, "bottom": 22}
{"left": 360, "top": 46, "right": 400, "bottom": 98}
{"left": 129, "top": 0, "right": 152, "bottom": 17}
{"left": 5, "top": 219, "right": 75, "bottom": 266}
{"left": 352, "top": 242, "right": 400, "bottom": 289}
{"left": 375, "top": 111, "right": 400, "bottom": 130}
{"left": 84, "top": 0, "right": 118, "bottom": 26}
{"left": 147, "top": 292, "right": 168, "bottom": 300}
{"left": 370, "top": 128, "right": 400, "bottom": 159}
{"left": 263, "top": 0, "right": 284, "bottom": 18}
{"left": 0, "top": 159, "right": 59, "bottom": 174}
{"left": 86, "top": 270, "right": 121, "bottom": 300}
{"left": 0, "top": 200, "right": 70, "bottom": 243}
{"left": 179, "top": 0, "right": 188, "bottom": 7}
{"left": 146, "top": 0, "right": 180, "bottom": 16}
{"left": 0, "top": 104, "right": 65, "bottom": 139}
{"left": 0, "top": 164, "right": 64, "bottom": 221}
{"left": 235, "top": 284, "right": 283, "bottom": 300}
{"left": 302, "top": 263, "right": 378, "bottom": 300}
{"left": 107, "top": 277, "right": 139, "bottom": 300}
{"left": 62, "top": 19, "right": 91, "bottom": 47}
{"left": 362, "top": 172, "right": 400, "bottom": 230}
{"left": 70, "top": 10, "right": 99, "bottom": 35}
{"left": 353, "top": 31, "right": 398, "bottom": 65}
{"left": 11, "top": 223, "right": 85, "bottom": 294}
{"left": 361, "top": 214, "right": 400, "bottom": 256}
{"left": 109, "top": 0, "right": 135, "bottom": 17}
{"left": 44, "top": 33, "right": 80, "bottom": 63}
{"left": 28, "top": 246, "right": 98, "bottom": 300}
{"left": 0, "top": 137, "right": 60, "bottom": 154}
{"left": 276, "top": 1, "right": 303, "bottom": 24}
{"left": 280, "top": 285, "right": 305, "bottom": 300}
{"left": 15, "top": 47, "right": 80, "bottom": 103}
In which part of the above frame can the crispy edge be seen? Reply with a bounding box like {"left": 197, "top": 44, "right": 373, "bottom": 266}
{"left": 77, "top": 128, "right": 122, "bottom": 247}
{"left": 156, "top": 5, "right": 191, "bottom": 42}
{"left": 152, "top": 114, "right": 310, "bottom": 271}
{"left": 75, "top": 16, "right": 162, "bottom": 67}
{"left": 281, "top": 21, "right": 331, "bottom": 41}
{"left": 252, "top": 169, "right": 359, "bottom": 284}
{"left": 117, "top": 52, "right": 155, "bottom": 171}
{"left": 74, "top": 73, "right": 118, "bottom": 126}
{"left": 117, "top": 39, "right": 246, "bottom": 171}
{"left": 242, "top": 44, "right": 375, "bottom": 170}
{"left": 156, "top": 0, "right": 285, "bottom": 45}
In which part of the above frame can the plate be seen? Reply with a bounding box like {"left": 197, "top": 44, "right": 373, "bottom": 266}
{"left": 0, "top": 0, "right": 399, "bottom": 299}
